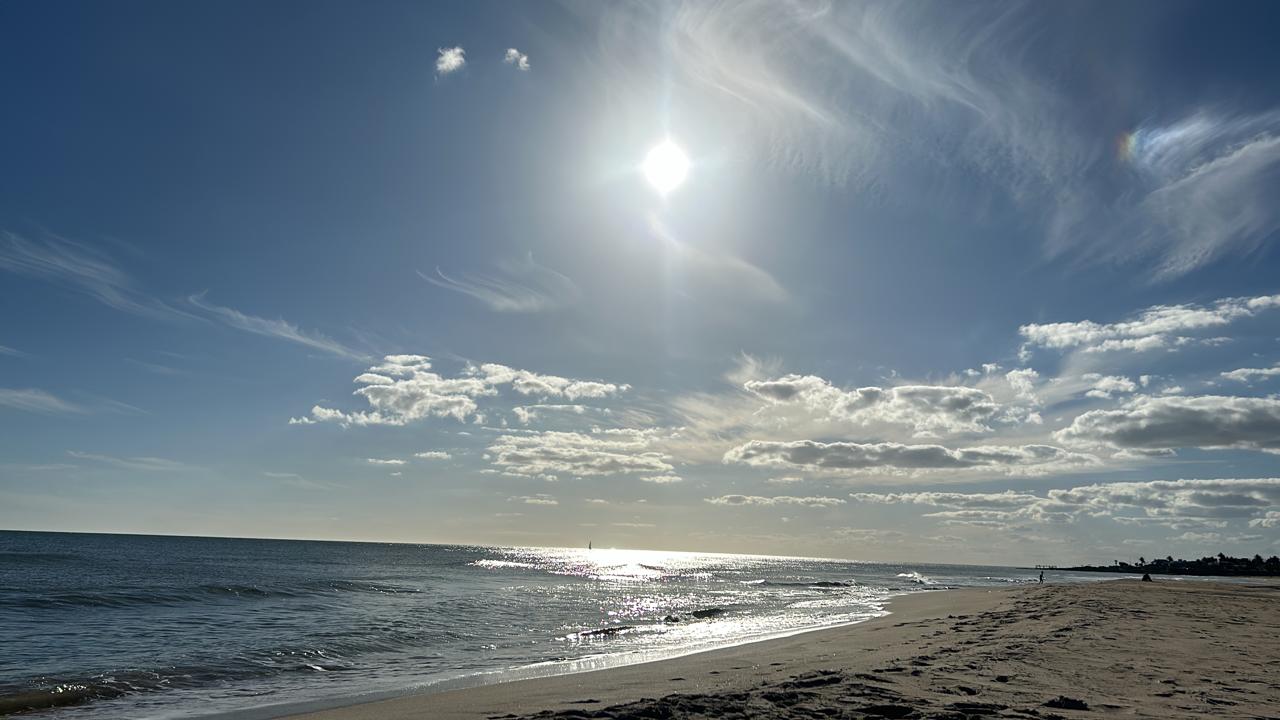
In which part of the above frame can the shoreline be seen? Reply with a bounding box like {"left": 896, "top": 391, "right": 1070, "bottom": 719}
{"left": 271, "top": 586, "right": 1007, "bottom": 720}
{"left": 275, "top": 579, "right": 1280, "bottom": 720}
{"left": 210, "top": 593, "right": 904, "bottom": 720}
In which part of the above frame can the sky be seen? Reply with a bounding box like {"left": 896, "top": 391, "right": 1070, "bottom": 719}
{"left": 2, "top": 0, "right": 1280, "bottom": 565}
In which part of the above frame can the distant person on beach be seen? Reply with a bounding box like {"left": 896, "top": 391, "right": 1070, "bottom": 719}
{"left": 1039, "top": 571, "right": 1044, "bottom": 584}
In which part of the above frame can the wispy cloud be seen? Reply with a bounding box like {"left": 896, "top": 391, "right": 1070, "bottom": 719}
{"left": 188, "top": 292, "right": 368, "bottom": 361}
{"left": 503, "top": 48, "right": 530, "bottom": 71}
{"left": 0, "top": 344, "right": 26, "bottom": 357}
{"left": 583, "top": 4, "right": 1280, "bottom": 278}
{"left": 263, "top": 471, "right": 334, "bottom": 490}
{"left": 67, "top": 450, "right": 192, "bottom": 472}
{"left": 0, "top": 388, "right": 87, "bottom": 415}
{"left": 0, "top": 231, "right": 190, "bottom": 320}
{"left": 124, "top": 358, "right": 189, "bottom": 376}
{"left": 648, "top": 218, "right": 788, "bottom": 305}
{"left": 510, "top": 494, "right": 558, "bottom": 506}
{"left": 422, "top": 255, "right": 580, "bottom": 312}
{"left": 436, "top": 46, "right": 466, "bottom": 76}
{"left": 1084, "top": 112, "right": 1280, "bottom": 279}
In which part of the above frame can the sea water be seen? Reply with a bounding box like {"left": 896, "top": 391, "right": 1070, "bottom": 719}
{"left": 0, "top": 531, "right": 1107, "bottom": 719}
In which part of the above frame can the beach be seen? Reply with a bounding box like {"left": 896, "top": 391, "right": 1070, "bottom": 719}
{"left": 285, "top": 580, "right": 1280, "bottom": 720}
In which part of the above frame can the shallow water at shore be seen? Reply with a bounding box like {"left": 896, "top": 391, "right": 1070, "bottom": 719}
{"left": 0, "top": 531, "right": 1112, "bottom": 719}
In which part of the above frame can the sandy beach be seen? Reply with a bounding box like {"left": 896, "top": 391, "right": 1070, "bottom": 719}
{"left": 284, "top": 580, "right": 1280, "bottom": 720}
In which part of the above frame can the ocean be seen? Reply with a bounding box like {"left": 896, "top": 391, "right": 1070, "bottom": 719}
{"left": 0, "top": 531, "right": 1109, "bottom": 719}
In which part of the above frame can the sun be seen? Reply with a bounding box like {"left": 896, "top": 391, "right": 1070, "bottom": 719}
{"left": 642, "top": 140, "right": 690, "bottom": 195}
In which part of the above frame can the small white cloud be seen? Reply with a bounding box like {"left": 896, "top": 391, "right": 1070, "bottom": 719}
{"left": 705, "top": 494, "right": 846, "bottom": 509}
{"left": 414, "top": 451, "right": 452, "bottom": 460}
{"left": 510, "top": 494, "right": 558, "bottom": 506}
{"left": 436, "top": 46, "right": 466, "bottom": 76}
{"left": 1221, "top": 365, "right": 1280, "bottom": 383}
{"left": 1085, "top": 375, "right": 1138, "bottom": 399}
{"left": 367, "top": 458, "right": 406, "bottom": 466}
{"left": 504, "top": 48, "right": 530, "bottom": 71}
{"left": 1018, "top": 292, "right": 1280, "bottom": 356}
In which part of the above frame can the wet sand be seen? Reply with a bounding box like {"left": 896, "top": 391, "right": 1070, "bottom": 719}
{"left": 283, "top": 580, "right": 1280, "bottom": 720}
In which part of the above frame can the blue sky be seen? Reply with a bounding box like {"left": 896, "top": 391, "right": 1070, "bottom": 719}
{"left": 2, "top": 0, "right": 1280, "bottom": 564}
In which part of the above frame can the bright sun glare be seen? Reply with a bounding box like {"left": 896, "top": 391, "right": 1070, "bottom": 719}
{"left": 642, "top": 140, "right": 690, "bottom": 195}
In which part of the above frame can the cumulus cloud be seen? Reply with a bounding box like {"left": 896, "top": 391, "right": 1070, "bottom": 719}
{"left": 189, "top": 292, "right": 367, "bottom": 361}
{"left": 850, "top": 478, "right": 1280, "bottom": 528}
{"left": 472, "top": 363, "right": 629, "bottom": 401}
{"left": 744, "top": 375, "right": 1006, "bottom": 436}
{"left": 1019, "top": 293, "right": 1280, "bottom": 355}
{"left": 422, "top": 255, "right": 579, "bottom": 313}
{"left": 642, "top": 474, "right": 683, "bottom": 484}
{"left": 366, "top": 458, "right": 406, "bottom": 465}
{"left": 503, "top": 48, "right": 530, "bottom": 71}
{"left": 436, "top": 46, "right": 466, "bottom": 76}
{"left": 1049, "top": 479, "right": 1280, "bottom": 522}
{"left": 1221, "top": 365, "right": 1280, "bottom": 383}
{"left": 724, "top": 439, "right": 1095, "bottom": 476}
{"left": 488, "top": 429, "right": 672, "bottom": 480}
{"left": 1056, "top": 395, "right": 1280, "bottom": 453}
{"left": 304, "top": 355, "right": 485, "bottom": 426}
{"left": 1251, "top": 511, "right": 1280, "bottom": 529}
{"left": 298, "top": 355, "right": 626, "bottom": 427}
{"left": 512, "top": 404, "right": 591, "bottom": 425}
{"left": 1084, "top": 374, "right": 1138, "bottom": 399}
{"left": 414, "top": 451, "right": 452, "bottom": 460}
{"left": 850, "top": 490, "right": 1043, "bottom": 510}
{"left": 705, "top": 494, "right": 847, "bottom": 509}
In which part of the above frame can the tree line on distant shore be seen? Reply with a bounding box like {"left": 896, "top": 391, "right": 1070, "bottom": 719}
{"left": 1068, "top": 553, "right": 1280, "bottom": 577}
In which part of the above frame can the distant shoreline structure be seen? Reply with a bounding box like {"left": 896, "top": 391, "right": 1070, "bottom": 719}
{"left": 1065, "top": 552, "right": 1280, "bottom": 578}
